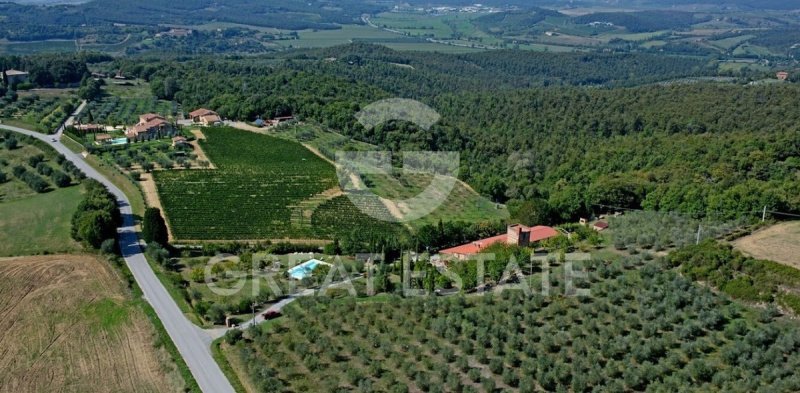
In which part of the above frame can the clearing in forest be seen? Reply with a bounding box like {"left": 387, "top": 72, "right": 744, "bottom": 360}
{"left": 0, "top": 254, "right": 183, "bottom": 392}
{"left": 733, "top": 221, "right": 800, "bottom": 269}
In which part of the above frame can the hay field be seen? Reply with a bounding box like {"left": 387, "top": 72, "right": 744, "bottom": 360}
{"left": 0, "top": 254, "right": 183, "bottom": 392}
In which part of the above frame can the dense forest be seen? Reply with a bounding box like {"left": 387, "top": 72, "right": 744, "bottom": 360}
{"left": 0, "top": 53, "right": 107, "bottom": 88}
{"left": 572, "top": 11, "right": 706, "bottom": 33}
{"left": 115, "top": 45, "right": 797, "bottom": 222}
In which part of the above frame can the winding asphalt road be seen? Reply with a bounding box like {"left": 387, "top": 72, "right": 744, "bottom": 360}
{"left": 0, "top": 123, "right": 235, "bottom": 393}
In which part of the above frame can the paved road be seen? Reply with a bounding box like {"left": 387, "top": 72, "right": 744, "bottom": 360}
{"left": 0, "top": 124, "right": 235, "bottom": 393}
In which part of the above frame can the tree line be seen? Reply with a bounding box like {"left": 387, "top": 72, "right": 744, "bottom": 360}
{"left": 110, "top": 45, "right": 799, "bottom": 224}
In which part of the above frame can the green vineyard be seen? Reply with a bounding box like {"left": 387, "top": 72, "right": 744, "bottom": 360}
{"left": 154, "top": 127, "right": 403, "bottom": 240}
{"left": 311, "top": 194, "right": 403, "bottom": 238}
{"left": 154, "top": 127, "right": 338, "bottom": 239}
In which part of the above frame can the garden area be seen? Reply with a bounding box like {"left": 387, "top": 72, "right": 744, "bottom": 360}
{"left": 223, "top": 253, "right": 800, "bottom": 392}
{"left": 76, "top": 95, "right": 176, "bottom": 126}
{"left": 146, "top": 241, "right": 368, "bottom": 327}
{"left": 83, "top": 133, "right": 205, "bottom": 173}
{"left": 0, "top": 91, "right": 78, "bottom": 133}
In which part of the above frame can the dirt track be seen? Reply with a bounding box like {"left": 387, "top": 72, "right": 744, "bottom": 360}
{"left": 733, "top": 221, "right": 800, "bottom": 269}
{"left": 0, "top": 255, "right": 183, "bottom": 393}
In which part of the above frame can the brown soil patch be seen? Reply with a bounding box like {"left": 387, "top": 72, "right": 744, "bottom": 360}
{"left": 189, "top": 129, "right": 216, "bottom": 169}
{"left": 139, "top": 173, "right": 175, "bottom": 241}
{"left": 0, "top": 254, "right": 183, "bottom": 392}
{"left": 733, "top": 221, "right": 800, "bottom": 269}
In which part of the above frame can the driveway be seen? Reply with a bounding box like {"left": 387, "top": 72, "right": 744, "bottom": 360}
{"left": 0, "top": 124, "right": 235, "bottom": 393}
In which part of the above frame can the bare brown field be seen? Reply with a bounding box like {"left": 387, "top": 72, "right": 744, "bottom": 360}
{"left": 733, "top": 221, "right": 800, "bottom": 269}
{"left": 0, "top": 254, "right": 184, "bottom": 393}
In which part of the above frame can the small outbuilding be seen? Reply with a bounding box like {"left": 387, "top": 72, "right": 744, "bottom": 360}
{"left": 593, "top": 221, "right": 609, "bottom": 231}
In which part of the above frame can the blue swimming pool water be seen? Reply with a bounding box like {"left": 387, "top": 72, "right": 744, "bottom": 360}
{"left": 287, "top": 259, "right": 323, "bottom": 280}
{"left": 111, "top": 137, "right": 128, "bottom": 145}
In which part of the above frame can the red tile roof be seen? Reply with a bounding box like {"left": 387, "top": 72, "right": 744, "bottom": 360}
{"left": 127, "top": 118, "right": 168, "bottom": 136}
{"left": 526, "top": 225, "right": 560, "bottom": 242}
{"left": 190, "top": 108, "right": 216, "bottom": 118}
{"left": 139, "top": 113, "right": 165, "bottom": 124}
{"left": 439, "top": 234, "right": 508, "bottom": 256}
{"left": 593, "top": 221, "right": 609, "bottom": 229}
{"left": 201, "top": 114, "right": 221, "bottom": 123}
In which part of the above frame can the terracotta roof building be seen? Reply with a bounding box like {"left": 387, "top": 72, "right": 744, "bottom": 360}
{"left": 94, "top": 133, "right": 112, "bottom": 144}
{"left": 189, "top": 108, "right": 218, "bottom": 123}
{"left": 126, "top": 113, "right": 174, "bottom": 142}
{"left": 440, "top": 224, "right": 560, "bottom": 260}
{"left": 200, "top": 114, "right": 222, "bottom": 126}
{"left": 593, "top": 221, "right": 609, "bottom": 231}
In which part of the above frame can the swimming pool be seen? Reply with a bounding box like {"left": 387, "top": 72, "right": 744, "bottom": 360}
{"left": 287, "top": 259, "right": 326, "bottom": 280}
{"left": 111, "top": 137, "right": 128, "bottom": 145}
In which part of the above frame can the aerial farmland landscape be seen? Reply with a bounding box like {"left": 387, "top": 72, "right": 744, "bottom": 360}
{"left": 1, "top": 0, "right": 800, "bottom": 392}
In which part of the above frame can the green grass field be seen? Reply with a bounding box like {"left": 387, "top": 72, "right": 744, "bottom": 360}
{"left": 0, "top": 40, "right": 77, "bottom": 55}
{"left": 709, "top": 34, "right": 755, "bottom": 50}
{"left": 283, "top": 25, "right": 400, "bottom": 49}
{"left": 0, "top": 185, "right": 82, "bottom": 256}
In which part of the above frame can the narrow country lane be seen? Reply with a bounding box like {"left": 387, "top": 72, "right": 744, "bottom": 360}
{"left": 0, "top": 124, "right": 235, "bottom": 393}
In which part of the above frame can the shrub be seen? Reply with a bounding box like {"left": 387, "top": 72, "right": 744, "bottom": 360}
{"left": 225, "top": 329, "right": 243, "bottom": 345}
{"left": 100, "top": 238, "right": 117, "bottom": 254}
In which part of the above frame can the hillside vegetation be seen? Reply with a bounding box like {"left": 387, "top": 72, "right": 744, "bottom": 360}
{"left": 124, "top": 46, "right": 799, "bottom": 224}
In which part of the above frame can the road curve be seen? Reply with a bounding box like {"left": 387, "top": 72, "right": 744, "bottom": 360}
{"left": 0, "top": 124, "right": 235, "bottom": 393}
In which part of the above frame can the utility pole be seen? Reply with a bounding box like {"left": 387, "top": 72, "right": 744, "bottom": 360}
{"left": 762, "top": 206, "right": 767, "bottom": 222}
{"left": 695, "top": 224, "right": 702, "bottom": 245}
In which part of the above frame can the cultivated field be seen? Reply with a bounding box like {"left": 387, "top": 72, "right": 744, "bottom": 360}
{"left": 734, "top": 221, "right": 800, "bottom": 269}
{"left": 154, "top": 127, "right": 345, "bottom": 240}
{"left": 223, "top": 255, "right": 800, "bottom": 392}
{"left": 0, "top": 255, "right": 183, "bottom": 392}
{"left": 271, "top": 123, "right": 508, "bottom": 230}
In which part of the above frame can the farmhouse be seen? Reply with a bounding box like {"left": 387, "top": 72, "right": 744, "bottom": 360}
{"left": 189, "top": 108, "right": 218, "bottom": 123}
{"left": 200, "top": 114, "right": 222, "bottom": 126}
{"left": 777, "top": 71, "right": 789, "bottom": 81}
{"left": 2, "top": 69, "right": 29, "bottom": 85}
{"left": 126, "top": 113, "right": 176, "bottom": 142}
{"left": 440, "top": 224, "right": 559, "bottom": 260}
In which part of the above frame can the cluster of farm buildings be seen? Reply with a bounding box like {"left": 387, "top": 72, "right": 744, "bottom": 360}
{"left": 439, "top": 221, "right": 608, "bottom": 260}
{"left": 77, "top": 107, "right": 296, "bottom": 146}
